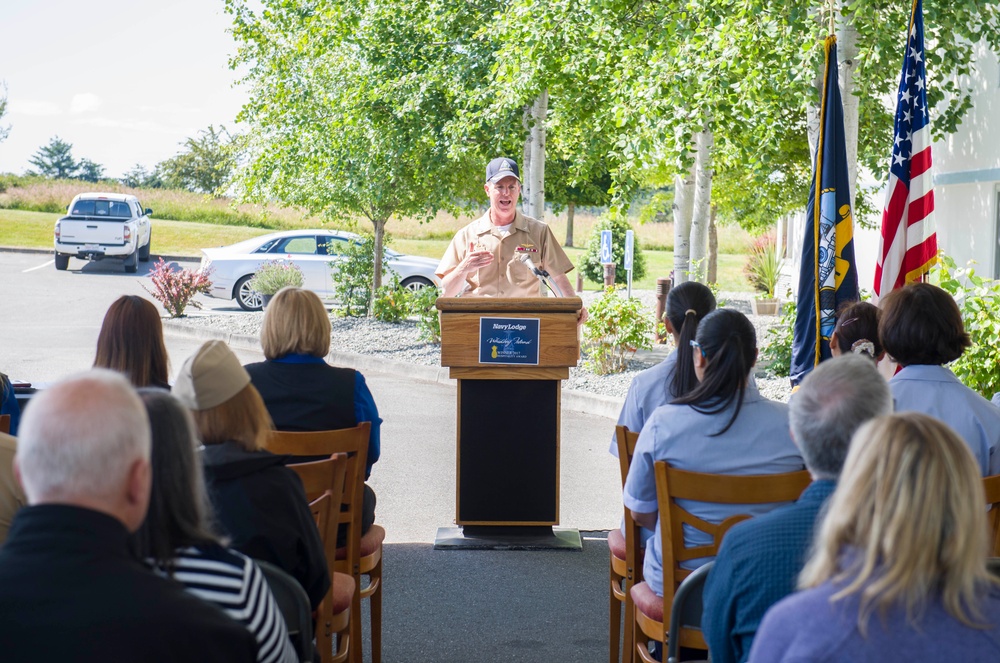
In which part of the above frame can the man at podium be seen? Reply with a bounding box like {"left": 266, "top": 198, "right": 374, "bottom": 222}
{"left": 436, "top": 157, "right": 587, "bottom": 322}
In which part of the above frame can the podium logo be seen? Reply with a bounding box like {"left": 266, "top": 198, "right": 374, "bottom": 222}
{"left": 492, "top": 323, "right": 527, "bottom": 331}
{"left": 491, "top": 345, "right": 498, "bottom": 359}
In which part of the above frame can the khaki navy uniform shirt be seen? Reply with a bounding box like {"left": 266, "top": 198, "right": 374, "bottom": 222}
{"left": 435, "top": 210, "right": 574, "bottom": 297}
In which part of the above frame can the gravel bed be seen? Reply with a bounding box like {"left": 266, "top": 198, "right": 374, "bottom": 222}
{"left": 178, "top": 290, "right": 792, "bottom": 403}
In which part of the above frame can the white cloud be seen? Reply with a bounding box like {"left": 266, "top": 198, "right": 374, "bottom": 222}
{"left": 69, "top": 93, "right": 102, "bottom": 114}
{"left": 9, "top": 99, "right": 61, "bottom": 116}
{"left": 138, "top": 103, "right": 204, "bottom": 114}
{"left": 71, "top": 116, "right": 192, "bottom": 136}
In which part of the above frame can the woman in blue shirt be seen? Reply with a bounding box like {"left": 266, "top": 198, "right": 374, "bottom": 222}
{"left": 623, "top": 309, "right": 803, "bottom": 597}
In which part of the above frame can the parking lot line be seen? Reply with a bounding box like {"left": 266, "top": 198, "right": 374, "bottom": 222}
{"left": 22, "top": 259, "right": 55, "bottom": 273}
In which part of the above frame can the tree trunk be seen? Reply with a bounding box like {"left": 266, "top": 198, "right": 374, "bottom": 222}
{"left": 672, "top": 161, "right": 696, "bottom": 284}
{"left": 707, "top": 204, "right": 718, "bottom": 285}
{"left": 521, "top": 106, "right": 532, "bottom": 210}
{"left": 837, "top": 4, "right": 860, "bottom": 211}
{"left": 370, "top": 217, "right": 387, "bottom": 315}
{"left": 527, "top": 90, "right": 548, "bottom": 220}
{"left": 689, "top": 127, "right": 714, "bottom": 283}
{"left": 565, "top": 201, "right": 575, "bottom": 247}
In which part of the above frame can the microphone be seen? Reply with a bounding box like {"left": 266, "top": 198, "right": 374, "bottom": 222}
{"left": 517, "top": 253, "right": 564, "bottom": 297}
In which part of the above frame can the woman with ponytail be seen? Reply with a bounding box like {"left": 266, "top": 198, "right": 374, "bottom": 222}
{"left": 623, "top": 309, "right": 804, "bottom": 597}
{"left": 611, "top": 281, "right": 716, "bottom": 456}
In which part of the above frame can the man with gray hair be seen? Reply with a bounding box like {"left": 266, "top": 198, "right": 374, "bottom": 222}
{"left": 0, "top": 370, "right": 257, "bottom": 662}
{"left": 702, "top": 355, "right": 892, "bottom": 663}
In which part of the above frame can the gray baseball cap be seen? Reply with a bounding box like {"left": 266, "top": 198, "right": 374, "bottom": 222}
{"left": 485, "top": 157, "right": 521, "bottom": 183}
{"left": 173, "top": 340, "right": 251, "bottom": 411}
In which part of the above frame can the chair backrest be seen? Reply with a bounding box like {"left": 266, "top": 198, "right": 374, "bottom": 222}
{"left": 665, "top": 561, "right": 714, "bottom": 663}
{"left": 983, "top": 475, "right": 1000, "bottom": 556}
{"left": 268, "top": 423, "right": 370, "bottom": 581}
{"left": 0, "top": 414, "right": 9, "bottom": 435}
{"left": 653, "top": 460, "right": 811, "bottom": 645}
{"left": 256, "top": 558, "right": 316, "bottom": 663}
{"left": 288, "top": 454, "right": 350, "bottom": 663}
{"left": 615, "top": 425, "right": 644, "bottom": 583}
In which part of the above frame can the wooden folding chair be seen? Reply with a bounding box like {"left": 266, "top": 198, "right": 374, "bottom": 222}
{"left": 631, "top": 462, "right": 811, "bottom": 663}
{"left": 983, "top": 475, "right": 1000, "bottom": 556}
{"left": 610, "top": 425, "right": 643, "bottom": 663}
{"left": 269, "top": 423, "right": 384, "bottom": 663}
{"left": 289, "top": 455, "right": 353, "bottom": 663}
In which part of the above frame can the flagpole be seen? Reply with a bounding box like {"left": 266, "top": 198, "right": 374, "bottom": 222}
{"left": 828, "top": 0, "right": 835, "bottom": 36}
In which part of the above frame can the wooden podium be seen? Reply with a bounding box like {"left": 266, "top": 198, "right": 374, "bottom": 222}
{"left": 433, "top": 297, "right": 583, "bottom": 550}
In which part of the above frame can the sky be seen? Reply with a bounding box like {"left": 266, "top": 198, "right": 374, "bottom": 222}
{"left": 0, "top": 0, "right": 248, "bottom": 179}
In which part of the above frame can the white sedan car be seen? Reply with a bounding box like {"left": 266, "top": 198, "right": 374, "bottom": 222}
{"left": 199, "top": 229, "right": 441, "bottom": 311}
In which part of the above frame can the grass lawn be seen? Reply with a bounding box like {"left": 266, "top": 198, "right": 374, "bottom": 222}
{"left": 1, "top": 208, "right": 753, "bottom": 291}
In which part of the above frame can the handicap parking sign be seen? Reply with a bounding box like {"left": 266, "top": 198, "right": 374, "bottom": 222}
{"left": 624, "top": 230, "right": 634, "bottom": 270}
{"left": 600, "top": 230, "right": 613, "bottom": 265}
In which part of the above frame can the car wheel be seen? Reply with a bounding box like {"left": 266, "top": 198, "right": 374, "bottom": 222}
{"left": 139, "top": 235, "right": 151, "bottom": 262}
{"left": 54, "top": 253, "right": 69, "bottom": 271}
{"left": 124, "top": 250, "right": 138, "bottom": 274}
{"left": 235, "top": 275, "right": 264, "bottom": 311}
{"left": 401, "top": 276, "right": 434, "bottom": 292}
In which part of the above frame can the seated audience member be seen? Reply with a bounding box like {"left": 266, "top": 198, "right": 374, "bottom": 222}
{"left": 703, "top": 355, "right": 892, "bottom": 663}
{"left": 0, "top": 431, "right": 25, "bottom": 546}
{"left": 245, "top": 286, "right": 381, "bottom": 542}
{"left": 623, "top": 309, "right": 804, "bottom": 597}
{"left": 0, "top": 370, "right": 257, "bottom": 662}
{"left": 878, "top": 282, "right": 1000, "bottom": 475}
{"left": 174, "top": 340, "right": 330, "bottom": 610}
{"left": 0, "top": 371, "right": 20, "bottom": 436}
{"left": 93, "top": 295, "right": 171, "bottom": 389}
{"left": 750, "top": 413, "right": 1000, "bottom": 661}
{"left": 829, "top": 301, "right": 882, "bottom": 361}
{"left": 612, "top": 281, "right": 717, "bottom": 455}
{"left": 133, "top": 390, "right": 297, "bottom": 663}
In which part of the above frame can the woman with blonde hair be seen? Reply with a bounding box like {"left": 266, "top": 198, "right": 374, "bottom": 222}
{"left": 750, "top": 413, "right": 1000, "bottom": 661}
{"left": 173, "top": 340, "right": 330, "bottom": 611}
{"left": 245, "top": 286, "right": 381, "bottom": 543}
{"left": 93, "top": 295, "right": 170, "bottom": 389}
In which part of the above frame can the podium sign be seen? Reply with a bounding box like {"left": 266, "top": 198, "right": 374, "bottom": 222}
{"left": 479, "top": 317, "right": 540, "bottom": 365}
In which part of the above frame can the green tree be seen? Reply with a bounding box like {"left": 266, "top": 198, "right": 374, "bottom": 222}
{"left": 581, "top": 215, "right": 646, "bottom": 285}
{"left": 76, "top": 158, "right": 105, "bottom": 183}
{"left": 157, "top": 125, "right": 239, "bottom": 195}
{"left": 28, "top": 136, "right": 77, "bottom": 179}
{"left": 120, "top": 163, "right": 164, "bottom": 189}
{"left": 227, "top": 0, "right": 483, "bottom": 302}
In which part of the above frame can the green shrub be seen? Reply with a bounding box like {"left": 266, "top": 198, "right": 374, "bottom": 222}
{"left": 333, "top": 234, "right": 381, "bottom": 317}
{"left": 931, "top": 254, "right": 1000, "bottom": 399}
{"left": 372, "top": 273, "right": 410, "bottom": 323}
{"left": 582, "top": 287, "right": 654, "bottom": 374}
{"left": 760, "top": 300, "right": 796, "bottom": 378}
{"left": 247, "top": 259, "right": 304, "bottom": 295}
{"left": 580, "top": 215, "right": 647, "bottom": 285}
{"left": 410, "top": 284, "right": 442, "bottom": 343}
{"left": 744, "top": 232, "right": 780, "bottom": 297}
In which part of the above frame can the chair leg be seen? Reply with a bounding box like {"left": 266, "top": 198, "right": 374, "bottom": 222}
{"left": 610, "top": 557, "right": 622, "bottom": 663}
{"left": 350, "top": 587, "right": 362, "bottom": 663}
{"left": 368, "top": 563, "right": 383, "bottom": 663}
{"left": 622, "top": 581, "right": 635, "bottom": 663}
{"left": 633, "top": 617, "right": 656, "bottom": 663}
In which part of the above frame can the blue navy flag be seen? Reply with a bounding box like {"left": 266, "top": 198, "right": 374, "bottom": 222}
{"left": 790, "top": 36, "right": 860, "bottom": 387}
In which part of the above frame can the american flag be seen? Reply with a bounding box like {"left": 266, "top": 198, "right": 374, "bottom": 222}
{"left": 874, "top": 0, "right": 937, "bottom": 299}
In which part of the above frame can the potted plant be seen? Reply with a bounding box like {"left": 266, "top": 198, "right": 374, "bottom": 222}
{"left": 247, "top": 260, "right": 305, "bottom": 309}
{"left": 744, "top": 233, "right": 782, "bottom": 315}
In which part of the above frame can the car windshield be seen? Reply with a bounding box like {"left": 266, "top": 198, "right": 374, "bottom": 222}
{"left": 70, "top": 199, "right": 132, "bottom": 218}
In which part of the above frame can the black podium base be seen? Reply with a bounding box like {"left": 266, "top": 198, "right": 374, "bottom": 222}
{"left": 433, "top": 525, "right": 582, "bottom": 551}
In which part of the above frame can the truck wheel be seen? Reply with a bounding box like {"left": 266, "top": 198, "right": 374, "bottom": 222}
{"left": 124, "top": 250, "right": 139, "bottom": 274}
{"left": 55, "top": 253, "right": 69, "bottom": 271}
{"left": 139, "top": 235, "right": 151, "bottom": 262}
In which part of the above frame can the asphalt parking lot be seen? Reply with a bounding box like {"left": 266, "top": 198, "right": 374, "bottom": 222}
{"left": 0, "top": 249, "right": 623, "bottom": 540}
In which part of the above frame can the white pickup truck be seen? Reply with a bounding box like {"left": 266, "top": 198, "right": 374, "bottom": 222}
{"left": 53, "top": 193, "right": 153, "bottom": 273}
